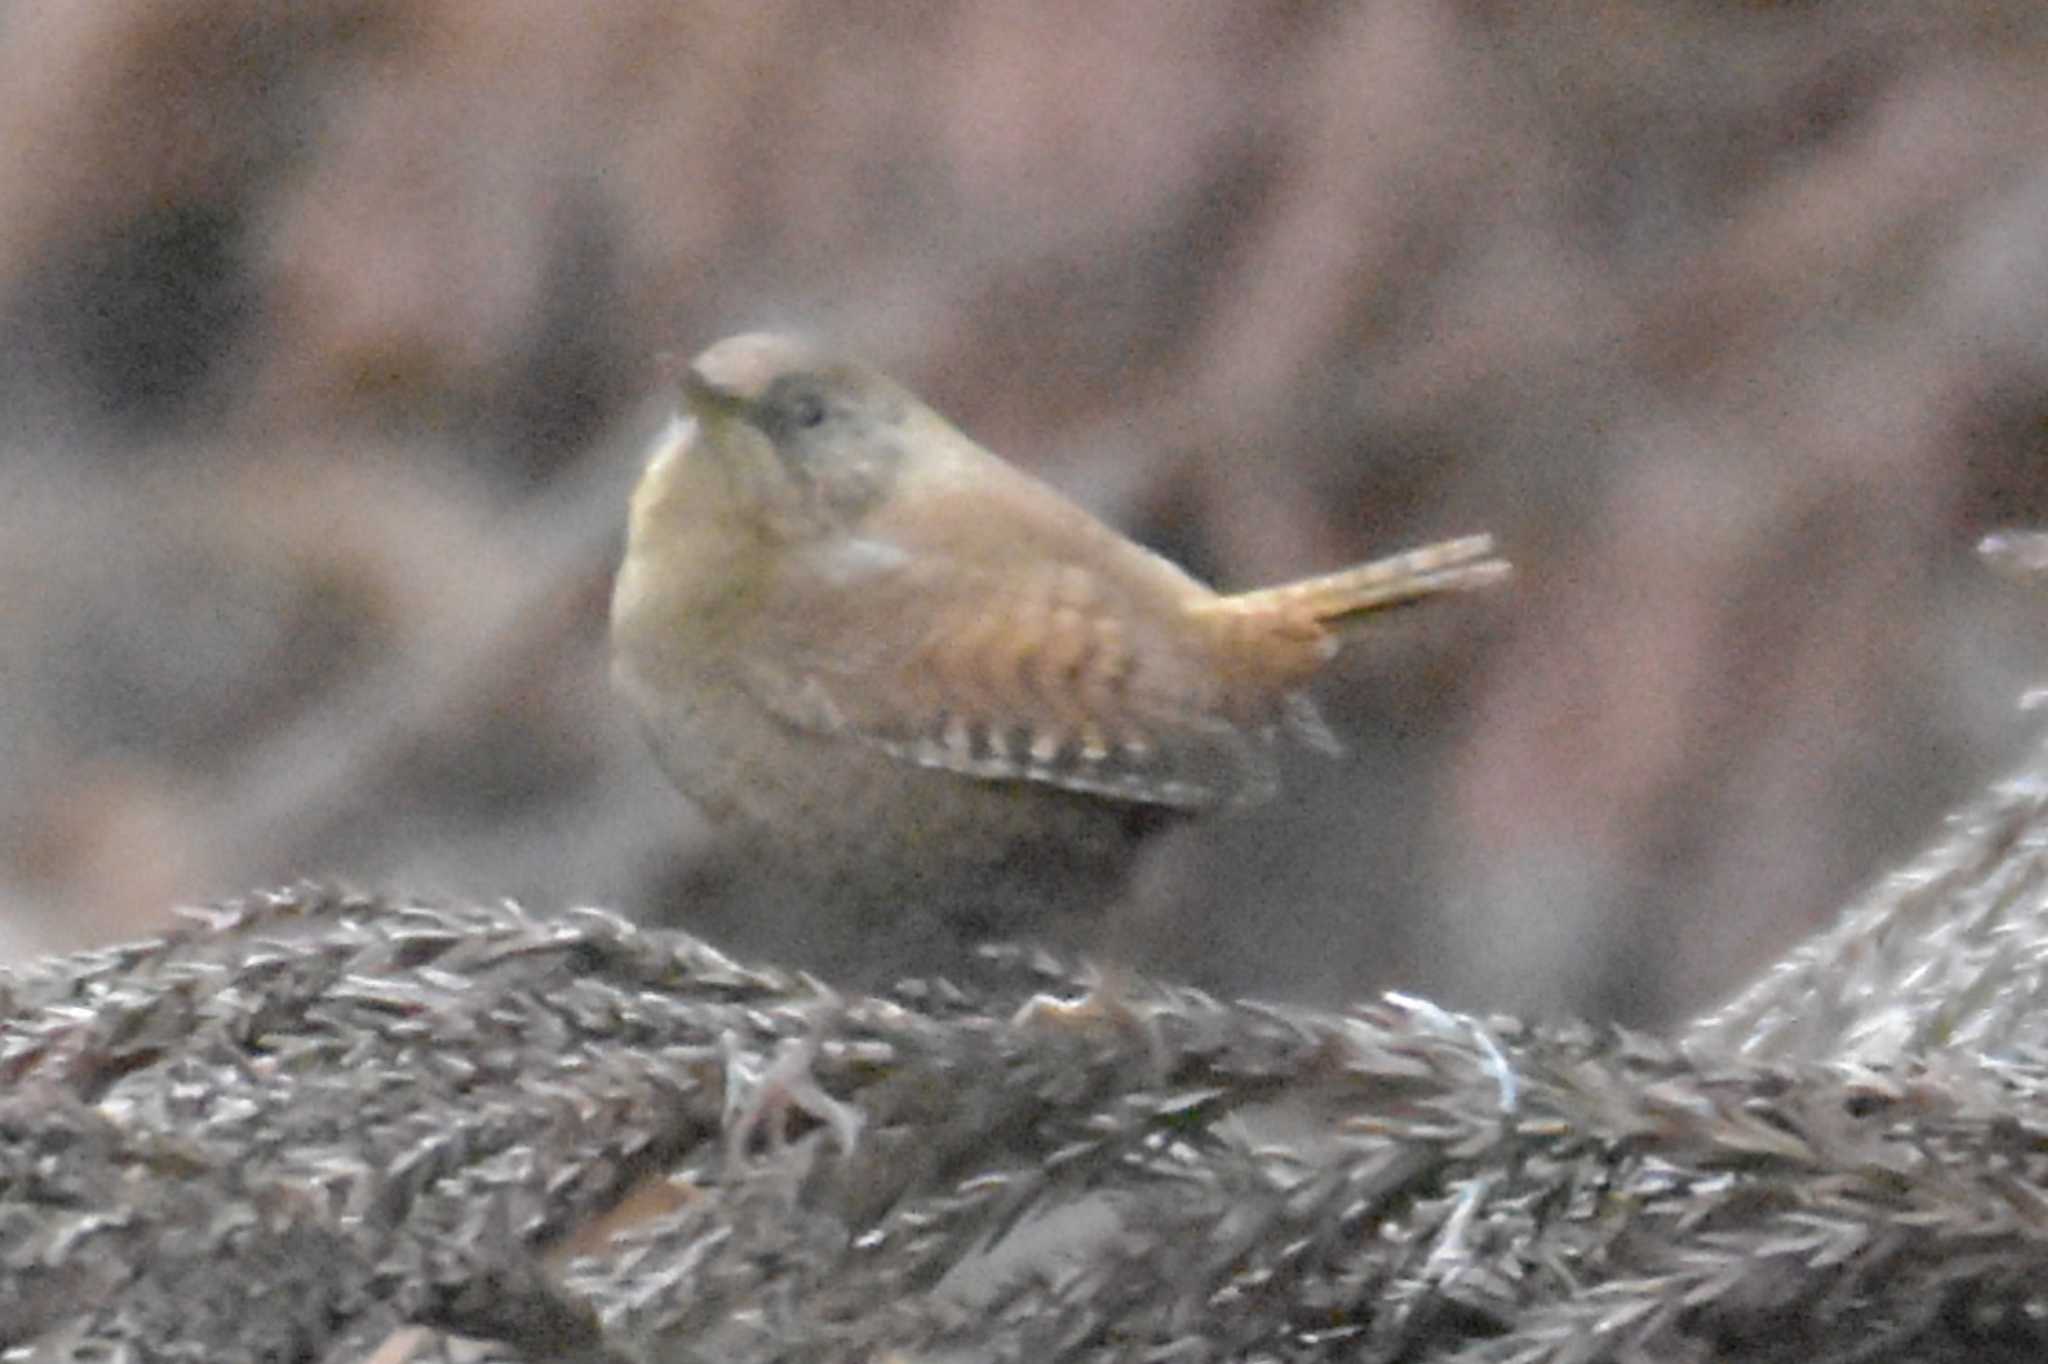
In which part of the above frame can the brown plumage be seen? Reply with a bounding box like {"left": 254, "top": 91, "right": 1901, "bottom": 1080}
{"left": 611, "top": 332, "right": 1507, "bottom": 984}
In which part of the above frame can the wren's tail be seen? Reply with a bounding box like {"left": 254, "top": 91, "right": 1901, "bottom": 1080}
{"left": 1220, "top": 533, "right": 1511, "bottom": 626}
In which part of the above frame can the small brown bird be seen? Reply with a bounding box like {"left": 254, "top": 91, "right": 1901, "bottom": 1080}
{"left": 612, "top": 333, "right": 1507, "bottom": 986}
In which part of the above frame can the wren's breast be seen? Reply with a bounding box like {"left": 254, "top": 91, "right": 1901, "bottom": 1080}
{"left": 620, "top": 651, "right": 1173, "bottom": 967}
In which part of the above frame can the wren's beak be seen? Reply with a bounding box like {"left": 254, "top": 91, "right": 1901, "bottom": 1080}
{"left": 676, "top": 332, "right": 813, "bottom": 422}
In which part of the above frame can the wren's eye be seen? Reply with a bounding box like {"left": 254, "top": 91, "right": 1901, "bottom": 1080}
{"left": 787, "top": 391, "right": 828, "bottom": 430}
{"left": 754, "top": 378, "right": 838, "bottom": 454}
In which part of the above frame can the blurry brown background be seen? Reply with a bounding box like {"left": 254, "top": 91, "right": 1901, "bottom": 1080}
{"left": 2, "top": 1, "right": 2045, "bottom": 1025}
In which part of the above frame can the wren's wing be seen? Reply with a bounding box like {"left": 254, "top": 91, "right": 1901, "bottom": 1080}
{"left": 736, "top": 539, "right": 1284, "bottom": 809}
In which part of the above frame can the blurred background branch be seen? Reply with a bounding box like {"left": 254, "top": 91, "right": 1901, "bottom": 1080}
{"left": 2, "top": 1, "right": 2046, "bottom": 1023}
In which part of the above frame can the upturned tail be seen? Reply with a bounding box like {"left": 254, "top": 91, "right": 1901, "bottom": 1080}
{"left": 1218, "top": 533, "right": 1510, "bottom": 626}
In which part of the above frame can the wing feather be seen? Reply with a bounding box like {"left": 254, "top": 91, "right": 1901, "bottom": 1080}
{"left": 736, "top": 539, "right": 1280, "bottom": 808}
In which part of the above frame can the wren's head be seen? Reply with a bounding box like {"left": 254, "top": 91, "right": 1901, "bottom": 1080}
{"left": 670, "top": 332, "right": 916, "bottom": 538}
{"left": 614, "top": 331, "right": 963, "bottom": 670}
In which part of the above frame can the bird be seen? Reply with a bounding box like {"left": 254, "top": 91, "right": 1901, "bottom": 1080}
{"left": 611, "top": 332, "right": 1508, "bottom": 989}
